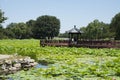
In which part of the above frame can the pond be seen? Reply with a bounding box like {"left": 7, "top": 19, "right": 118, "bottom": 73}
{"left": 35, "top": 63, "right": 48, "bottom": 68}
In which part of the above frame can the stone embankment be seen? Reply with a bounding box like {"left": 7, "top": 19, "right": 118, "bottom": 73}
{"left": 0, "top": 55, "right": 37, "bottom": 75}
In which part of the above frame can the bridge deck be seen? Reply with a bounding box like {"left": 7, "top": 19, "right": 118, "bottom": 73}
{"left": 40, "top": 40, "right": 120, "bottom": 48}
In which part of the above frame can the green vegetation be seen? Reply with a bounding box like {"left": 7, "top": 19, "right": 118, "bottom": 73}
{"left": 80, "top": 19, "right": 112, "bottom": 40}
{"left": 0, "top": 9, "right": 7, "bottom": 39}
{"left": 33, "top": 15, "right": 60, "bottom": 39}
{"left": 0, "top": 9, "right": 7, "bottom": 23}
{"left": 0, "top": 39, "right": 120, "bottom": 80}
{"left": 0, "top": 15, "right": 60, "bottom": 39}
{"left": 110, "top": 12, "right": 120, "bottom": 40}
{"left": 1, "top": 8, "right": 120, "bottom": 40}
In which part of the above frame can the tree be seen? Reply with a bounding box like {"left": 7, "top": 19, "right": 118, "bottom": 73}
{"left": 33, "top": 15, "right": 60, "bottom": 39}
{"left": 6, "top": 22, "right": 31, "bottom": 39}
{"left": 4, "top": 28, "right": 15, "bottom": 39}
{"left": 110, "top": 12, "right": 120, "bottom": 40}
{"left": 0, "top": 9, "right": 7, "bottom": 39}
{"left": 15, "top": 22, "right": 30, "bottom": 39}
{"left": 0, "top": 25, "right": 5, "bottom": 39}
{"left": 26, "top": 19, "right": 35, "bottom": 38}
{"left": 26, "top": 19, "right": 35, "bottom": 27}
{"left": 80, "top": 27, "right": 87, "bottom": 39}
{"left": 58, "top": 32, "right": 68, "bottom": 38}
{"left": 0, "top": 9, "right": 7, "bottom": 23}
{"left": 80, "top": 19, "right": 111, "bottom": 40}
{"left": 6, "top": 23, "right": 17, "bottom": 38}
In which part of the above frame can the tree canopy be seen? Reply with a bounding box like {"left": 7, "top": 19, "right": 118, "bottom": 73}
{"left": 6, "top": 22, "right": 32, "bottom": 39}
{"left": 33, "top": 15, "right": 60, "bottom": 39}
{"left": 3, "top": 15, "right": 60, "bottom": 39}
{"left": 0, "top": 9, "right": 7, "bottom": 39}
{"left": 0, "top": 9, "right": 7, "bottom": 23}
{"left": 110, "top": 12, "right": 120, "bottom": 40}
{"left": 80, "top": 19, "right": 111, "bottom": 40}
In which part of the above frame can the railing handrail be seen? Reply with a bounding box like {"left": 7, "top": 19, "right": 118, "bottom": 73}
{"left": 40, "top": 40, "right": 120, "bottom": 48}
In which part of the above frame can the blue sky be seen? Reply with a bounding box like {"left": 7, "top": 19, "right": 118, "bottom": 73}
{"left": 0, "top": 0, "right": 120, "bottom": 33}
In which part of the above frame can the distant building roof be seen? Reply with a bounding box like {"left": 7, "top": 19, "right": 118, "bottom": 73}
{"left": 66, "top": 25, "right": 82, "bottom": 33}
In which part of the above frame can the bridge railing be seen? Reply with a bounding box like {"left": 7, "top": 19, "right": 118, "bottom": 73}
{"left": 40, "top": 39, "right": 120, "bottom": 48}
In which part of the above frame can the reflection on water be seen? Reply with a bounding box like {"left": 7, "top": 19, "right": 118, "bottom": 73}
{"left": 35, "top": 64, "right": 48, "bottom": 68}
{"left": 8, "top": 77, "right": 13, "bottom": 80}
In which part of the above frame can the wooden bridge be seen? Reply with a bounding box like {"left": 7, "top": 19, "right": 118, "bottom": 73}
{"left": 40, "top": 40, "right": 120, "bottom": 48}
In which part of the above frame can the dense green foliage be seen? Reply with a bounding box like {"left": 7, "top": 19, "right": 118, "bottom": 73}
{"left": 0, "top": 25, "right": 8, "bottom": 39}
{"left": 33, "top": 15, "right": 60, "bottom": 39}
{"left": 80, "top": 19, "right": 112, "bottom": 40}
{"left": 0, "top": 15, "right": 60, "bottom": 39}
{"left": 0, "top": 9, "right": 7, "bottom": 23}
{"left": 60, "top": 19, "right": 114, "bottom": 40}
{"left": 110, "top": 12, "right": 120, "bottom": 40}
{"left": 6, "top": 23, "right": 32, "bottom": 39}
{"left": 0, "top": 9, "right": 7, "bottom": 39}
{"left": 0, "top": 39, "right": 120, "bottom": 80}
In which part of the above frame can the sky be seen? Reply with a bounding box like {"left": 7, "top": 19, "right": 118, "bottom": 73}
{"left": 0, "top": 0, "right": 120, "bottom": 33}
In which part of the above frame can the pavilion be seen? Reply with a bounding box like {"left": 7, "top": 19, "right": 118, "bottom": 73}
{"left": 66, "top": 25, "right": 82, "bottom": 45}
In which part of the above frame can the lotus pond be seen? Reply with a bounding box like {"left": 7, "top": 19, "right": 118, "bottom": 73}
{"left": 0, "top": 39, "right": 120, "bottom": 80}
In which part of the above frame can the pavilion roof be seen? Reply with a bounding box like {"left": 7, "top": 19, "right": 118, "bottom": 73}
{"left": 66, "top": 25, "right": 82, "bottom": 33}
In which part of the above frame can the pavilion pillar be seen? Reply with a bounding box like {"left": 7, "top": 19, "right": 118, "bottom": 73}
{"left": 68, "top": 33, "right": 71, "bottom": 45}
{"left": 77, "top": 33, "right": 79, "bottom": 43}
